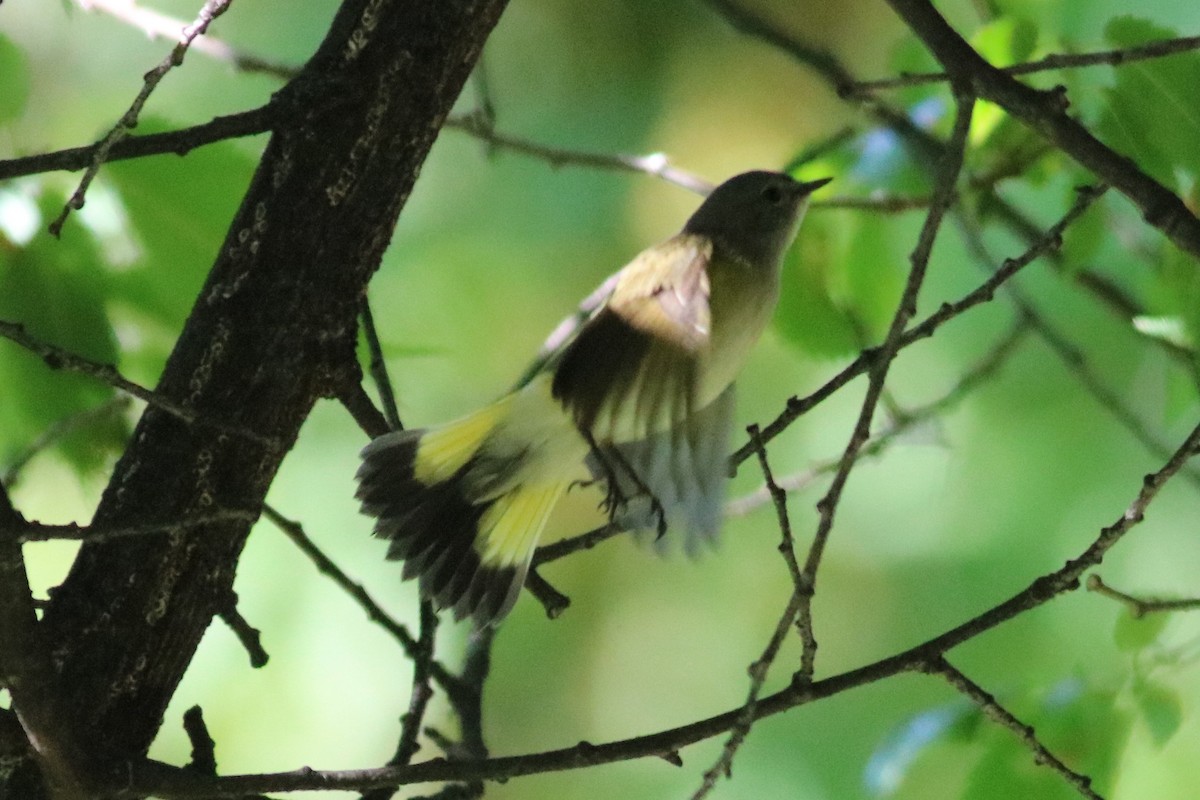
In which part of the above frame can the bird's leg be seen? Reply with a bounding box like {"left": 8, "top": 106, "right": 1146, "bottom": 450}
{"left": 580, "top": 430, "right": 667, "bottom": 538}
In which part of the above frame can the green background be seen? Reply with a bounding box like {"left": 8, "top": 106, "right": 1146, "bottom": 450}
{"left": 3, "top": 1, "right": 1200, "bottom": 798}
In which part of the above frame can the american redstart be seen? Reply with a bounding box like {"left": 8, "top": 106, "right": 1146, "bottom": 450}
{"left": 357, "top": 171, "right": 830, "bottom": 625}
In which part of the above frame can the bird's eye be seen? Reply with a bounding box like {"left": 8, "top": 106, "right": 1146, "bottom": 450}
{"left": 761, "top": 184, "right": 784, "bottom": 204}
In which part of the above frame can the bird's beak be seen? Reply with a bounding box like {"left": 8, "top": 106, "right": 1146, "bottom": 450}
{"left": 796, "top": 177, "right": 833, "bottom": 196}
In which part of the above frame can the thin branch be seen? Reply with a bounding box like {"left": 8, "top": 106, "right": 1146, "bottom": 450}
{"left": 2, "top": 396, "right": 131, "bottom": 488}
{"left": 453, "top": 628, "right": 493, "bottom": 761}
{"left": 16, "top": 510, "right": 259, "bottom": 545}
{"left": 531, "top": 521, "right": 623, "bottom": 567}
{"left": 337, "top": 380, "right": 392, "bottom": 440}
{"left": 883, "top": 0, "right": 1200, "bottom": 261}
{"left": 260, "top": 504, "right": 463, "bottom": 700}
{"left": 444, "top": 111, "right": 713, "bottom": 195}
{"left": 129, "top": 413, "right": 1200, "bottom": 797}
{"left": 77, "top": 0, "right": 296, "bottom": 80}
{"left": 1086, "top": 574, "right": 1200, "bottom": 618}
{"left": 0, "top": 105, "right": 276, "bottom": 182}
{"left": 794, "top": 91, "right": 974, "bottom": 679}
{"left": 217, "top": 593, "right": 269, "bottom": 669}
{"left": 691, "top": 427, "right": 805, "bottom": 800}
{"left": 950, "top": 196, "right": 1200, "bottom": 493}
{"left": 360, "top": 601, "right": 439, "bottom": 800}
{"left": 810, "top": 194, "right": 936, "bottom": 213}
{"left": 729, "top": 183, "right": 1107, "bottom": 467}
{"left": 706, "top": 0, "right": 1200, "bottom": 356}
{"left": 181, "top": 706, "right": 217, "bottom": 776}
{"left": 923, "top": 657, "right": 1102, "bottom": 799}
{"left": 399, "top": 603, "right": 439, "bottom": 765}
{"left": 0, "top": 318, "right": 276, "bottom": 447}
{"left": 727, "top": 319, "right": 1029, "bottom": 517}
{"left": 50, "top": 0, "right": 238, "bottom": 236}
{"left": 702, "top": 0, "right": 857, "bottom": 92}
{"left": 852, "top": 34, "right": 1200, "bottom": 92}
{"left": 413, "top": 628, "right": 495, "bottom": 799}
{"left": 361, "top": 298, "right": 403, "bottom": 432}
{"left": 744, "top": 426, "right": 805, "bottom": 597}
{"left": 523, "top": 570, "right": 571, "bottom": 619}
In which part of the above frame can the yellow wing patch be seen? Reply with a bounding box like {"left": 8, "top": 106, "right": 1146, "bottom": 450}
{"left": 413, "top": 395, "right": 515, "bottom": 485}
{"left": 476, "top": 482, "right": 568, "bottom": 568}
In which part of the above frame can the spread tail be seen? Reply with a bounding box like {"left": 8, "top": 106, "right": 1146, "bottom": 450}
{"left": 355, "top": 399, "right": 566, "bottom": 626}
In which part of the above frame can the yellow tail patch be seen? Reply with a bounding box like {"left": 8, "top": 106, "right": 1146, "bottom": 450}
{"left": 413, "top": 395, "right": 515, "bottom": 485}
{"left": 477, "top": 482, "right": 568, "bottom": 568}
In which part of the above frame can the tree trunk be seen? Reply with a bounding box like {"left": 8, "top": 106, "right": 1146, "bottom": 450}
{"left": 12, "top": 1, "right": 508, "bottom": 795}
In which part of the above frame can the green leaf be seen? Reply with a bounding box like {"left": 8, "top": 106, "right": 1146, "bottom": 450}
{"left": 0, "top": 35, "right": 31, "bottom": 124}
{"left": 0, "top": 192, "right": 126, "bottom": 474}
{"left": 971, "top": 17, "right": 1038, "bottom": 67}
{"left": 964, "top": 732, "right": 1074, "bottom": 800}
{"left": 1057, "top": 189, "right": 1110, "bottom": 273}
{"left": 964, "top": 681, "right": 1131, "bottom": 800}
{"left": 1131, "top": 677, "right": 1182, "bottom": 748}
{"left": 774, "top": 208, "right": 909, "bottom": 360}
{"left": 1098, "top": 17, "right": 1200, "bottom": 189}
{"left": 1113, "top": 606, "right": 1171, "bottom": 652}
{"left": 968, "top": 20, "right": 1038, "bottom": 147}
{"left": 839, "top": 214, "right": 908, "bottom": 337}
{"left": 774, "top": 214, "right": 859, "bottom": 358}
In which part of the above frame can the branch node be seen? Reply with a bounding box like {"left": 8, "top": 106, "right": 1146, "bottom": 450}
{"left": 181, "top": 706, "right": 217, "bottom": 776}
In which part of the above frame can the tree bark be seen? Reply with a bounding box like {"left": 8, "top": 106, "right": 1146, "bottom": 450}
{"left": 13, "top": 1, "right": 507, "bottom": 794}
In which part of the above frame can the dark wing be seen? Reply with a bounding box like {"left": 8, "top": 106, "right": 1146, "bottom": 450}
{"left": 550, "top": 233, "right": 713, "bottom": 441}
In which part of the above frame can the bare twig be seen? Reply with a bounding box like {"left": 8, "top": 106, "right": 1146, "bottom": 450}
{"left": 691, "top": 427, "right": 805, "bottom": 800}
{"left": 360, "top": 601, "right": 439, "bottom": 800}
{"left": 128, "top": 413, "right": 1200, "bottom": 797}
{"left": 0, "top": 105, "right": 275, "bottom": 182}
{"left": 77, "top": 0, "right": 295, "bottom": 80}
{"left": 922, "top": 657, "right": 1103, "bottom": 799}
{"left": 702, "top": 0, "right": 856, "bottom": 92}
{"left": 181, "top": 706, "right": 217, "bottom": 776}
{"left": 51, "top": 0, "right": 238, "bottom": 235}
{"left": 523, "top": 570, "right": 571, "bottom": 619}
{"left": 0, "top": 318, "right": 276, "bottom": 447}
{"left": 445, "top": 112, "right": 712, "bottom": 195}
{"left": 16, "top": 509, "right": 258, "bottom": 545}
{"left": 361, "top": 298, "right": 402, "bottom": 432}
{"left": 794, "top": 90, "right": 974, "bottom": 678}
{"left": 399, "top": 602, "right": 439, "bottom": 765}
{"left": 729, "top": 183, "right": 1107, "bottom": 466}
{"left": 261, "top": 504, "right": 463, "bottom": 699}
{"left": 727, "top": 320, "right": 1029, "bottom": 517}
{"left": 883, "top": 0, "right": 1200, "bottom": 261}
{"left": 2, "top": 396, "right": 131, "bottom": 488}
{"left": 810, "top": 194, "right": 936, "bottom": 213}
{"left": 1086, "top": 574, "right": 1200, "bottom": 618}
{"left": 531, "top": 521, "right": 623, "bottom": 567}
{"left": 950, "top": 196, "right": 1200, "bottom": 493}
{"left": 744, "top": 426, "right": 805, "bottom": 597}
{"left": 217, "top": 593, "right": 269, "bottom": 669}
{"left": 852, "top": 34, "right": 1200, "bottom": 92}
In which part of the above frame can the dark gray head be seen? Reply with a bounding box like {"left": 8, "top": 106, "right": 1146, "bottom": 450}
{"left": 683, "top": 171, "right": 831, "bottom": 270}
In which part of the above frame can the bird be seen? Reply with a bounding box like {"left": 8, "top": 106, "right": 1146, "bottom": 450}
{"left": 356, "top": 170, "right": 830, "bottom": 626}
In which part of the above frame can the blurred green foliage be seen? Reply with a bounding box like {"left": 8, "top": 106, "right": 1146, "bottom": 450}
{"left": 3, "top": 1, "right": 1200, "bottom": 799}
